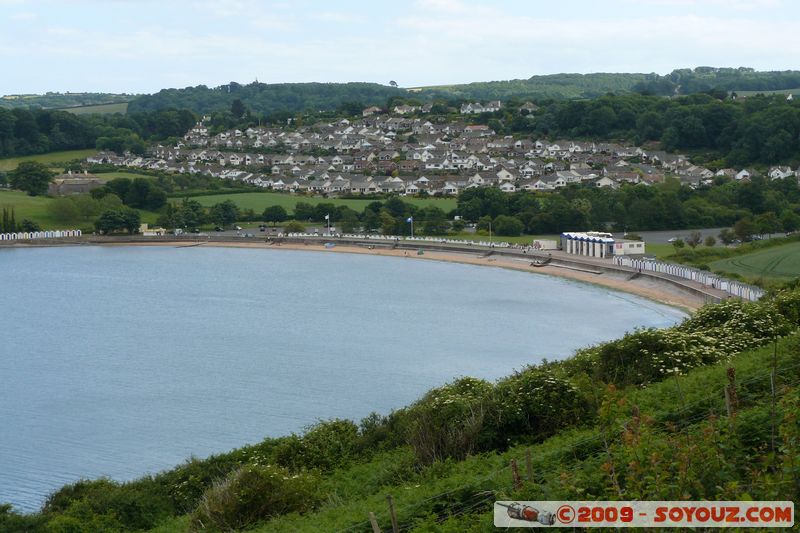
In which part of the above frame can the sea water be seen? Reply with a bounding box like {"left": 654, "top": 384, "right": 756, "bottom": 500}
{"left": 0, "top": 246, "right": 685, "bottom": 511}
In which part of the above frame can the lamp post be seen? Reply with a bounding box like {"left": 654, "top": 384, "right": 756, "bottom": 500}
{"left": 489, "top": 220, "right": 492, "bottom": 246}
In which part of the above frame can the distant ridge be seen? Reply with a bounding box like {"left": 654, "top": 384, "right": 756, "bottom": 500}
{"left": 6, "top": 67, "right": 800, "bottom": 115}
{"left": 0, "top": 92, "right": 133, "bottom": 110}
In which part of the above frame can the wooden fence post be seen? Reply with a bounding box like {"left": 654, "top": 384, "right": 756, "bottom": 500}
{"left": 369, "top": 511, "right": 382, "bottom": 533}
{"left": 511, "top": 458, "right": 522, "bottom": 490}
{"left": 525, "top": 449, "right": 533, "bottom": 481}
{"left": 387, "top": 495, "right": 399, "bottom": 533}
{"left": 724, "top": 385, "right": 733, "bottom": 418}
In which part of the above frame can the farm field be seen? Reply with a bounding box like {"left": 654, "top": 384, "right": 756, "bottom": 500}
{"left": 709, "top": 241, "right": 800, "bottom": 281}
{"left": 0, "top": 189, "right": 160, "bottom": 230}
{"left": 0, "top": 149, "right": 97, "bottom": 172}
{"left": 61, "top": 102, "right": 129, "bottom": 115}
{"left": 93, "top": 171, "right": 155, "bottom": 181}
{"left": 186, "top": 192, "right": 458, "bottom": 214}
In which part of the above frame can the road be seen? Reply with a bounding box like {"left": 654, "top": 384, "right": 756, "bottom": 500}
{"left": 613, "top": 228, "right": 788, "bottom": 245}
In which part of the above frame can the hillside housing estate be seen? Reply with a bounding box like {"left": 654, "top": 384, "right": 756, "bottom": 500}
{"left": 85, "top": 103, "right": 800, "bottom": 198}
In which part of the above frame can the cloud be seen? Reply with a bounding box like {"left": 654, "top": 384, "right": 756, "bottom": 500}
{"left": 640, "top": 0, "right": 782, "bottom": 8}
{"left": 9, "top": 11, "right": 37, "bottom": 20}
{"left": 1, "top": 0, "right": 799, "bottom": 93}
{"left": 415, "top": 0, "right": 469, "bottom": 12}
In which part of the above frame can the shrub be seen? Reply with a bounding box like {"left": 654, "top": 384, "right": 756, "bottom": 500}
{"left": 273, "top": 419, "right": 360, "bottom": 472}
{"left": 772, "top": 289, "right": 800, "bottom": 326}
{"left": 680, "top": 298, "right": 791, "bottom": 352}
{"left": 492, "top": 367, "right": 589, "bottom": 444}
{"left": 594, "top": 328, "right": 724, "bottom": 386}
{"left": 160, "top": 455, "right": 244, "bottom": 513}
{"left": 283, "top": 220, "right": 305, "bottom": 233}
{"left": 42, "top": 478, "right": 173, "bottom": 531}
{"left": 406, "top": 377, "right": 492, "bottom": 464}
{"left": 189, "top": 464, "right": 319, "bottom": 531}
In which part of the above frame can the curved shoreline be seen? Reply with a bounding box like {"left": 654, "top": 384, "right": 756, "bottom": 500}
{"left": 86, "top": 239, "right": 706, "bottom": 312}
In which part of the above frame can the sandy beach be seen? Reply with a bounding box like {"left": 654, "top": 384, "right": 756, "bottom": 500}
{"left": 104, "top": 239, "right": 705, "bottom": 312}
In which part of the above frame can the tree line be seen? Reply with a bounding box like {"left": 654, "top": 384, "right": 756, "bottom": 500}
{"left": 122, "top": 68, "right": 800, "bottom": 115}
{"left": 454, "top": 177, "right": 800, "bottom": 237}
{"left": 130, "top": 172, "right": 800, "bottom": 239}
{"left": 470, "top": 92, "right": 800, "bottom": 168}
{"left": 0, "top": 107, "right": 196, "bottom": 158}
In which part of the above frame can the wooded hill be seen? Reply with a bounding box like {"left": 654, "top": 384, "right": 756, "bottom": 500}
{"left": 127, "top": 82, "right": 405, "bottom": 116}
{"left": 123, "top": 68, "right": 800, "bottom": 115}
{"left": 6, "top": 68, "right": 800, "bottom": 116}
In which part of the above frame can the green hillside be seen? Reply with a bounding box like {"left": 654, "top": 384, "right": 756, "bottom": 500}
{"left": 0, "top": 149, "right": 98, "bottom": 172}
{"left": 0, "top": 189, "right": 160, "bottom": 230}
{"left": 62, "top": 102, "right": 129, "bottom": 115}
{"left": 3, "top": 288, "right": 800, "bottom": 531}
{"left": 710, "top": 241, "right": 800, "bottom": 280}
{"left": 124, "top": 68, "right": 800, "bottom": 116}
{"left": 0, "top": 93, "right": 132, "bottom": 110}
{"left": 416, "top": 72, "right": 651, "bottom": 100}
{"left": 127, "top": 82, "right": 404, "bottom": 116}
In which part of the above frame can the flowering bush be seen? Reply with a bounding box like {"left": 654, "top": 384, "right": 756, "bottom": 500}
{"left": 594, "top": 328, "right": 724, "bottom": 386}
{"left": 492, "top": 367, "right": 588, "bottom": 442}
{"left": 271, "top": 419, "right": 361, "bottom": 472}
{"left": 189, "top": 464, "right": 319, "bottom": 531}
{"left": 680, "top": 298, "right": 790, "bottom": 346}
{"left": 405, "top": 377, "right": 492, "bottom": 464}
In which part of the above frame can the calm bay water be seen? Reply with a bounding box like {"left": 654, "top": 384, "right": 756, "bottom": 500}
{"left": 0, "top": 246, "right": 685, "bottom": 511}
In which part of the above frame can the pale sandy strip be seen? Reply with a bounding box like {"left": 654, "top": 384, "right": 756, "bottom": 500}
{"left": 106, "top": 240, "right": 702, "bottom": 312}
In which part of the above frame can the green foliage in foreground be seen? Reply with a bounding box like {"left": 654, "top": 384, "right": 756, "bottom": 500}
{"left": 3, "top": 289, "right": 800, "bottom": 532}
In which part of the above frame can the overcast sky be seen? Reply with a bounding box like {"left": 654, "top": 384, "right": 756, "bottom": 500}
{"left": 1, "top": 0, "right": 797, "bottom": 95}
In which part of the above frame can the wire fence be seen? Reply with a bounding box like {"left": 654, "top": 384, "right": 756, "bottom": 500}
{"left": 336, "top": 352, "right": 800, "bottom": 532}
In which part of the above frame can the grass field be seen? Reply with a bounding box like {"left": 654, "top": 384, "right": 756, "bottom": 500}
{"left": 647, "top": 242, "right": 680, "bottom": 259}
{"left": 709, "top": 241, "right": 800, "bottom": 281}
{"left": 61, "top": 102, "right": 129, "bottom": 115}
{"left": 0, "top": 190, "right": 63, "bottom": 228}
{"left": 0, "top": 149, "right": 97, "bottom": 172}
{"left": 0, "top": 189, "right": 160, "bottom": 230}
{"left": 94, "top": 171, "right": 155, "bottom": 181}
{"left": 186, "top": 192, "right": 458, "bottom": 214}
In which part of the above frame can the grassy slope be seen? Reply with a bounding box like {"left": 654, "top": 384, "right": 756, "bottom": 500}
{"left": 709, "top": 241, "right": 800, "bottom": 280}
{"left": 185, "top": 192, "right": 458, "bottom": 214}
{"left": 61, "top": 102, "right": 129, "bottom": 115}
{"left": 0, "top": 190, "right": 63, "bottom": 228}
{"left": 0, "top": 149, "right": 98, "bottom": 172}
{"left": 0, "top": 189, "right": 160, "bottom": 230}
{"left": 145, "top": 334, "right": 800, "bottom": 532}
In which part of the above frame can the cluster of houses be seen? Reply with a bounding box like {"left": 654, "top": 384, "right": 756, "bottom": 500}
{"left": 81, "top": 103, "right": 800, "bottom": 198}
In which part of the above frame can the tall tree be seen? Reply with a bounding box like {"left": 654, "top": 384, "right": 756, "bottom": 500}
{"left": 9, "top": 161, "right": 53, "bottom": 196}
{"left": 262, "top": 205, "right": 288, "bottom": 226}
